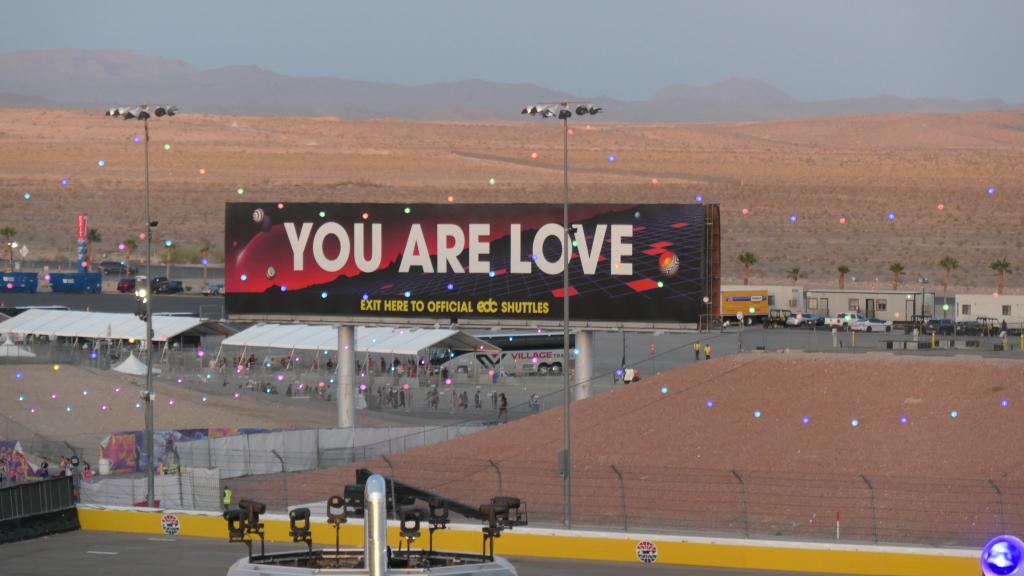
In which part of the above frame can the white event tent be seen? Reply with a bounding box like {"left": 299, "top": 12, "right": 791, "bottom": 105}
{"left": 219, "top": 324, "right": 499, "bottom": 357}
{"left": 0, "top": 308, "right": 234, "bottom": 344}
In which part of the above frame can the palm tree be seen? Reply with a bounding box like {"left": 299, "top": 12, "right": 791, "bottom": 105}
{"left": 738, "top": 251, "right": 757, "bottom": 285}
{"left": 123, "top": 238, "right": 138, "bottom": 273}
{"left": 86, "top": 228, "right": 102, "bottom": 272}
{"left": 889, "top": 263, "right": 905, "bottom": 289}
{"left": 837, "top": 265, "right": 850, "bottom": 289}
{"left": 786, "top": 267, "right": 802, "bottom": 286}
{"left": 938, "top": 256, "right": 959, "bottom": 295}
{"left": 0, "top": 226, "right": 15, "bottom": 272}
{"left": 991, "top": 259, "right": 1012, "bottom": 295}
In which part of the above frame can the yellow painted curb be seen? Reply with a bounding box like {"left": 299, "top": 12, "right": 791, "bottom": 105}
{"left": 77, "top": 507, "right": 977, "bottom": 576}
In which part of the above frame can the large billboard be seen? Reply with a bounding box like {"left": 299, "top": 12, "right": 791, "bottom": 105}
{"left": 225, "top": 203, "right": 714, "bottom": 327}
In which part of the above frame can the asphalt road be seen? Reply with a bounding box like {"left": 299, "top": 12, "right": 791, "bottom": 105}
{"left": 0, "top": 292, "right": 224, "bottom": 317}
{"left": 2, "top": 531, "right": 843, "bottom": 576}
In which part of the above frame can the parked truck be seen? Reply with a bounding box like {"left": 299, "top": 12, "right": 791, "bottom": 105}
{"left": 825, "top": 311, "right": 867, "bottom": 330}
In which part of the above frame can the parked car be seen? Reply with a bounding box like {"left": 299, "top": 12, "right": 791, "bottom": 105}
{"left": 154, "top": 280, "right": 184, "bottom": 294}
{"left": 116, "top": 277, "right": 136, "bottom": 293}
{"left": 99, "top": 261, "right": 137, "bottom": 275}
{"left": 201, "top": 283, "right": 224, "bottom": 296}
{"left": 851, "top": 317, "right": 893, "bottom": 332}
{"left": 786, "top": 313, "right": 825, "bottom": 327}
{"left": 924, "top": 319, "right": 955, "bottom": 335}
{"left": 825, "top": 312, "right": 867, "bottom": 330}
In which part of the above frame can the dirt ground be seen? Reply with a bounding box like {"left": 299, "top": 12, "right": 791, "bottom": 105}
{"left": 230, "top": 352, "right": 1024, "bottom": 545}
{"left": 0, "top": 362, "right": 389, "bottom": 452}
{"left": 1, "top": 107, "right": 1023, "bottom": 290}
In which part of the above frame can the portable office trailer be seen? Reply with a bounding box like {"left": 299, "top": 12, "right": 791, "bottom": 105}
{"left": 804, "top": 288, "right": 935, "bottom": 323}
{"left": 954, "top": 293, "right": 1024, "bottom": 325}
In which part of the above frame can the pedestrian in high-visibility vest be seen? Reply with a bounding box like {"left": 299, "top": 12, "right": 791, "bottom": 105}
{"left": 222, "top": 486, "right": 232, "bottom": 511}
{"left": 704, "top": 344, "right": 712, "bottom": 360}
{"left": 693, "top": 342, "right": 701, "bottom": 361}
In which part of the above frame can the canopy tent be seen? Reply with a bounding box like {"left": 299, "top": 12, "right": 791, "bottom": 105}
{"left": 220, "top": 324, "right": 500, "bottom": 356}
{"left": 0, "top": 309, "right": 235, "bottom": 342}
{"left": 112, "top": 354, "right": 151, "bottom": 376}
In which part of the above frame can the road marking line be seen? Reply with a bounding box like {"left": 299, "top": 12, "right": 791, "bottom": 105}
{"left": 87, "top": 551, "right": 119, "bottom": 555}
{"left": 147, "top": 537, "right": 177, "bottom": 542}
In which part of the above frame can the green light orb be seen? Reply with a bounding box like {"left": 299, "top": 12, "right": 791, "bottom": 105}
{"left": 163, "top": 143, "right": 171, "bottom": 151}
{"left": 488, "top": 178, "right": 496, "bottom": 186}
{"left": 404, "top": 207, "right": 411, "bottom": 214}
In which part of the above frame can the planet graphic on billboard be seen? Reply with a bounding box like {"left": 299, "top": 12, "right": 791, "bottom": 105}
{"left": 658, "top": 251, "right": 679, "bottom": 277}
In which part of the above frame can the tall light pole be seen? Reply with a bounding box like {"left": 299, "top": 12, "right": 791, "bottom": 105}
{"left": 106, "top": 104, "right": 177, "bottom": 507}
{"left": 522, "top": 102, "right": 602, "bottom": 529}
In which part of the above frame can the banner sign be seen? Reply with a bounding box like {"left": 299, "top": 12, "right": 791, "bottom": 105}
{"left": 225, "top": 203, "right": 710, "bottom": 325}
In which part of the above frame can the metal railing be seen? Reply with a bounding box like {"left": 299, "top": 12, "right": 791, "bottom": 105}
{"left": 0, "top": 476, "right": 75, "bottom": 522}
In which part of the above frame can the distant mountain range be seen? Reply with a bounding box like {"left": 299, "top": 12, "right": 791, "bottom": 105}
{"left": 0, "top": 49, "right": 1016, "bottom": 121}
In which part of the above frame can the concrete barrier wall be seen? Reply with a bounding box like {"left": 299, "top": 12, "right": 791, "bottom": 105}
{"left": 77, "top": 506, "right": 978, "bottom": 576}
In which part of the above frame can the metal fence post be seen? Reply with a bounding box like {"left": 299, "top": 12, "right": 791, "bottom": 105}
{"left": 859, "top": 474, "right": 878, "bottom": 543}
{"left": 271, "top": 449, "right": 287, "bottom": 511}
{"left": 988, "top": 479, "right": 1006, "bottom": 533}
{"left": 381, "top": 454, "right": 398, "bottom": 521}
{"left": 731, "top": 469, "right": 750, "bottom": 537}
{"left": 488, "top": 459, "right": 503, "bottom": 496}
{"left": 611, "top": 465, "right": 627, "bottom": 532}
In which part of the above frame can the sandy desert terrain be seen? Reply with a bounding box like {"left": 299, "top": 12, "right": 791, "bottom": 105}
{"left": 232, "top": 352, "right": 1024, "bottom": 544}
{"left": 1, "top": 107, "right": 1023, "bottom": 290}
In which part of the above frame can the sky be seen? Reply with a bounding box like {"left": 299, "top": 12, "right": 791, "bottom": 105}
{"left": 2, "top": 0, "right": 1022, "bottom": 102}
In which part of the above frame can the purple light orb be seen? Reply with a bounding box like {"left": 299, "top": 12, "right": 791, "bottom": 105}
{"left": 133, "top": 135, "right": 142, "bottom": 144}
{"left": 118, "top": 243, "right": 126, "bottom": 251}
{"left": 362, "top": 293, "right": 369, "bottom": 300}
{"left": 887, "top": 212, "right": 896, "bottom": 221}
{"left": 15, "top": 371, "right": 23, "bottom": 379}
{"left": 447, "top": 283, "right": 454, "bottom": 291}
{"left": 900, "top": 416, "right": 908, "bottom": 424}
{"left": 695, "top": 195, "right": 703, "bottom": 203}
{"left": 60, "top": 178, "right": 69, "bottom": 187}
{"left": 981, "top": 534, "right": 1023, "bottom": 576}
{"left": 608, "top": 154, "right": 616, "bottom": 162}
{"left": 789, "top": 214, "right": 798, "bottom": 223}
{"left": 802, "top": 416, "right": 810, "bottom": 424}
{"left": 1001, "top": 399, "right": 1009, "bottom": 408}
{"left": 987, "top": 187, "right": 996, "bottom": 196}
{"left": 706, "top": 400, "right": 714, "bottom": 408}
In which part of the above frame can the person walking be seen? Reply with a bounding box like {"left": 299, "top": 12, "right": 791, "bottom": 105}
{"left": 498, "top": 393, "right": 508, "bottom": 423}
{"left": 693, "top": 341, "right": 701, "bottom": 361}
{"left": 474, "top": 388, "right": 481, "bottom": 409}
{"left": 704, "top": 344, "right": 712, "bottom": 360}
{"left": 222, "top": 485, "right": 232, "bottom": 511}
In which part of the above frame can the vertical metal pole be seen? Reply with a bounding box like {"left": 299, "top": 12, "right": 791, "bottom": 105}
{"left": 338, "top": 325, "right": 356, "bottom": 428}
{"left": 562, "top": 115, "right": 572, "bottom": 529}
{"left": 144, "top": 117, "right": 155, "bottom": 508}
{"left": 575, "top": 330, "right": 592, "bottom": 399}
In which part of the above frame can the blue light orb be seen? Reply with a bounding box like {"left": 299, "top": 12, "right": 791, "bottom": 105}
{"left": 201, "top": 258, "right": 209, "bottom": 266}
{"left": 951, "top": 410, "right": 958, "bottom": 418}
{"left": 789, "top": 214, "right": 798, "bottom": 223}
{"left": 988, "top": 187, "right": 997, "bottom": 196}
{"left": 615, "top": 368, "right": 624, "bottom": 376}
{"left": 851, "top": 419, "right": 859, "bottom": 427}
{"left": 362, "top": 293, "right": 369, "bottom": 300}
{"left": 65, "top": 404, "right": 72, "bottom": 413}
{"left": 240, "top": 274, "right": 248, "bottom": 281}
{"left": 887, "top": 212, "right": 896, "bottom": 221}
{"left": 706, "top": 400, "right": 714, "bottom": 408}
{"left": 320, "top": 291, "right": 328, "bottom": 299}
{"left": 488, "top": 271, "right": 495, "bottom": 278}
{"left": 201, "top": 396, "right": 208, "bottom": 402}
{"left": 23, "top": 192, "right": 31, "bottom": 200}
{"left": 97, "top": 160, "right": 105, "bottom": 167}
{"left": 15, "top": 371, "right": 22, "bottom": 379}
{"left": 660, "top": 386, "right": 668, "bottom": 394}
{"left": 403, "top": 290, "right": 411, "bottom": 298}
{"left": 447, "top": 283, "right": 454, "bottom": 291}
{"left": 90, "top": 351, "right": 98, "bottom": 360}
{"left": 753, "top": 410, "right": 762, "bottom": 418}
{"left": 17, "top": 394, "right": 24, "bottom": 402}
{"left": 981, "top": 535, "right": 1024, "bottom": 576}
{"left": 280, "top": 285, "right": 287, "bottom": 292}
{"left": 164, "top": 239, "right": 173, "bottom": 247}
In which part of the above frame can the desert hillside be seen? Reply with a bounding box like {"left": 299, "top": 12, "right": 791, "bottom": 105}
{"left": 1, "top": 107, "right": 1023, "bottom": 290}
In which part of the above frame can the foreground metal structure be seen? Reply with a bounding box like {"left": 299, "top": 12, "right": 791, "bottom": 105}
{"left": 224, "top": 474, "right": 519, "bottom": 576}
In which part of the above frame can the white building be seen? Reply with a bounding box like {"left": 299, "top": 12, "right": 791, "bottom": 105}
{"left": 954, "top": 294, "right": 1024, "bottom": 325}
{"left": 803, "top": 288, "right": 935, "bottom": 322}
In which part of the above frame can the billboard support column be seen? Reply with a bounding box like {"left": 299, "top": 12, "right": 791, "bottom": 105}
{"left": 574, "top": 330, "right": 593, "bottom": 400}
{"left": 337, "top": 325, "right": 356, "bottom": 428}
